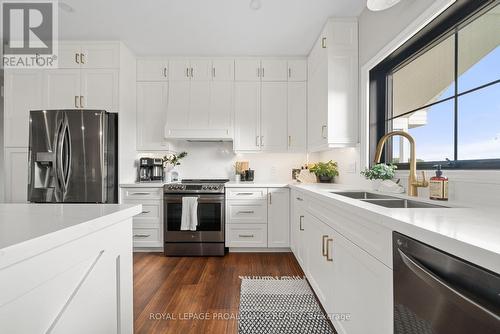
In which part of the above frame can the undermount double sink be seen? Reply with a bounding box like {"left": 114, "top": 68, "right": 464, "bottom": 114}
{"left": 332, "top": 191, "right": 448, "bottom": 209}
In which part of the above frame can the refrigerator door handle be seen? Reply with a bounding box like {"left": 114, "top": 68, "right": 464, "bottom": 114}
{"left": 55, "top": 121, "right": 66, "bottom": 198}
{"left": 63, "top": 121, "right": 72, "bottom": 190}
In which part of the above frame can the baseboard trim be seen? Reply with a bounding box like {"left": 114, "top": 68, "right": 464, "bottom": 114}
{"left": 133, "top": 247, "right": 163, "bottom": 253}
{"left": 229, "top": 247, "right": 291, "bottom": 253}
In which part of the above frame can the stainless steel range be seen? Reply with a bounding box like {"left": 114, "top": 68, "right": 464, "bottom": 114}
{"left": 164, "top": 179, "right": 228, "bottom": 256}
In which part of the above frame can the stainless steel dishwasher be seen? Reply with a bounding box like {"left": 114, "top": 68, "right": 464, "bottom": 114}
{"left": 393, "top": 232, "right": 500, "bottom": 334}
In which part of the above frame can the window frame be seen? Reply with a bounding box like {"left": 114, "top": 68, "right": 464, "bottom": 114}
{"left": 369, "top": 0, "right": 500, "bottom": 170}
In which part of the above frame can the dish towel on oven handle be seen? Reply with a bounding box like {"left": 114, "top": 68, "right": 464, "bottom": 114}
{"left": 181, "top": 196, "right": 199, "bottom": 231}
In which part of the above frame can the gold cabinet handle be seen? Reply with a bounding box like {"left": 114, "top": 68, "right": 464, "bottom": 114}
{"left": 260, "top": 136, "right": 264, "bottom": 147}
{"left": 75, "top": 53, "right": 80, "bottom": 64}
{"left": 321, "top": 125, "right": 327, "bottom": 139}
{"left": 212, "top": 67, "right": 216, "bottom": 78}
{"left": 80, "top": 53, "right": 85, "bottom": 64}
{"left": 186, "top": 67, "right": 190, "bottom": 78}
{"left": 257, "top": 67, "right": 260, "bottom": 78}
{"left": 299, "top": 215, "right": 304, "bottom": 231}
{"left": 80, "top": 96, "right": 84, "bottom": 108}
{"left": 238, "top": 234, "right": 255, "bottom": 238}
{"left": 296, "top": 197, "right": 303, "bottom": 201}
{"left": 163, "top": 67, "right": 167, "bottom": 78}
{"left": 288, "top": 135, "right": 292, "bottom": 147}
{"left": 141, "top": 210, "right": 150, "bottom": 214}
{"left": 74, "top": 96, "right": 79, "bottom": 108}
{"left": 134, "top": 234, "right": 151, "bottom": 238}
{"left": 322, "top": 235, "right": 328, "bottom": 257}
{"left": 288, "top": 68, "right": 292, "bottom": 78}
{"left": 321, "top": 37, "right": 327, "bottom": 48}
{"left": 237, "top": 210, "right": 255, "bottom": 214}
{"left": 190, "top": 67, "right": 194, "bottom": 78}
{"left": 326, "top": 238, "right": 333, "bottom": 261}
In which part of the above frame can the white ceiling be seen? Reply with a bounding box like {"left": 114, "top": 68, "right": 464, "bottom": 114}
{"left": 58, "top": 0, "right": 366, "bottom": 56}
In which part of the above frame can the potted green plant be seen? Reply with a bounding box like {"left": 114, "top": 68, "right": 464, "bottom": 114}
{"left": 162, "top": 152, "right": 188, "bottom": 182}
{"left": 309, "top": 160, "right": 339, "bottom": 183}
{"left": 360, "top": 163, "right": 398, "bottom": 190}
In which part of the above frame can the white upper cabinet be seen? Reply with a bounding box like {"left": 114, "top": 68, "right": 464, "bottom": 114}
{"left": 43, "top": 69, "right": 81, "bottom": 109}
{"left": 212, "top": 59, "right": 234, "bottom": 81}
{"left": 80, "top": 43, "right": 120, "bottom": 68}
{"left": 234, "top": 82, "right": 261, "bottom": 151}
{"left": 261, "top": 59, "right": 288, "bottom": 81}
{"left": 307, "top": 18, "right": 358, "bottom": 152}
{"left": 166, "top": 80, "right": 190, "bottom": 130}
{"left": 58, "top": 42, "right": 82, "bottom": 69}
{"left": 288, "top": 59, "right": 307, "bottom": 81}
{"left": 260, "top": 82, "right": 288, "bottom": 151}
{"left": 169, "top": 59, "right": 191, "bottom": 81}
{"left": 287, "top": 82, "right": 307, "bottom": 152}
{"left": 209, "top": 81, "right": 233, "bottom": 134}
{"left": 267, "top": 188, "right": 290, "bottom": 248}
{"left": 190, "top": 59, "right": 212, "bottom": 81}
{"left": 58, "top": 42, "right": 120, "bottom": 69}
{"left": 137, "top": 58, "right": 168, "bottom": 81}
{"left": 80, "top": 69, "right": 119, "bottom": 111}
{"left": 235, "top": 59, "right": 261, "bottom": 81}
{"left": 136, "top": 82, "right": 169, "bottom": 150}
{"left": 4, "top": 70, "right": 44, "bottom": 147}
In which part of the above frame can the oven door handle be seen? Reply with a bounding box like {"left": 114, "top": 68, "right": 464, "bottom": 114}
{"left": 398, "top": 249, "right": 500, "bottom": 321}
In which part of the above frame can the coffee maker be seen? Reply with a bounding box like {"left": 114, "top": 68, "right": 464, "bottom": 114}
{"left": 139, "top": 157, "right": 153, "bottom": 182}
{"left": 152, "top": 158, "right": 164, "bottom": 181}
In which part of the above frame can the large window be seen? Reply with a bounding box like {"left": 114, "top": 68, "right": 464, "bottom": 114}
{"left": 370, "top": 0, "right": 500, "bottom": 169}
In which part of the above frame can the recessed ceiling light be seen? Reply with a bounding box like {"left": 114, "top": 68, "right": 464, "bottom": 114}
{"left": 58, "top": 2, "right": 75, "bottom": 13}
{"left": 249, "top": 0, "right": 262, "bottom": 10}
{"left": 367, "top": 0, "right": 402, "bottom": 11}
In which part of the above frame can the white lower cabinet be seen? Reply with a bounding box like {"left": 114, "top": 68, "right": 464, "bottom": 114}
{"left": 291, "top": 192, "right": 307, "bottom": 268}
{"left": 4, "top": 147, "right": 29, "bottom": 203}
{"left": 267, "top": 188, "right": 290, "bottom": 248}
{"left": 329, "top": 228, "right": 393, "bottom": 334}
{"left": 120, "top": 187, "right": 163, "bottom": 249}
{"left": 225, "top": 187, "right": 290, "bottom": 249}
{"left": 291, "top": 189, "right": 393, "bottom": 334}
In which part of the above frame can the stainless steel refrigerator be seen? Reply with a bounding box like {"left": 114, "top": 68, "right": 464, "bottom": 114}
{"left": 28, "top": 110, "right": 118, "bottom": 203}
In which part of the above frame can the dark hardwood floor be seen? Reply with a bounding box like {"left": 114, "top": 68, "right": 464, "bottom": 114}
{"left": 133, "top": 252, "right": 304, "bottom": 334}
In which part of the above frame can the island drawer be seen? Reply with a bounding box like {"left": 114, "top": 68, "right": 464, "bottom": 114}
{"left": 121, "top": 187, "right": 163, "bottom": 200}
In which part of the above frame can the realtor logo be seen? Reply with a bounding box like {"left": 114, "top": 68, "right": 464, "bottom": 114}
{"left": 1, "top": 1, "right": 58, "bottom": 68}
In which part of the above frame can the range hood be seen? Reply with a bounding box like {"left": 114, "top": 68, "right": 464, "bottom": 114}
{"left": 165, "top": 128, "right": 233, "bottom": 142}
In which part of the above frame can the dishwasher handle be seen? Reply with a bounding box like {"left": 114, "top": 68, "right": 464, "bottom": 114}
{"left": 398, "top": 248, "right": 500, "bottom": 322}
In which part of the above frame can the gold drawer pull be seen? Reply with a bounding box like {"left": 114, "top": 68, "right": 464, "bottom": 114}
{"left": 134, "top": 234, "right": 151, "bottom": 238}
{"left": 141, "top": 210, "right": 151, "bottom": 214}
{"left": 238, "top": 210, "right": 255, "bottom": 214}
{"left": 299, "top": 215, "right": 304, "bottom": 231}
{"left": 238, "top": 234, "right": 255, "bottom": 238}
{"left": 236, "top": 192, "right": 254, "bottom": 195}
{"left": 326, "top": 238, "right": 333, "bottom": 262}
{"left": 322, "top": 235, "right": 328, "bottom": 256}
{"left": 130, "top": 192, "right": 151, "bottom": 195}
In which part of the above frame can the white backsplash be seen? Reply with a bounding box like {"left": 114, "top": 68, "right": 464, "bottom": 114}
{"left": 138, "top": 141, "right": 308, "bottom": 183}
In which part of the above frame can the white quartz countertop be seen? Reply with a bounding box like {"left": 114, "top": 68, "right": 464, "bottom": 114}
{"left": 225, "top": 181, "right": 290, "bottom": 188}
{"left": 0, "top": 204, "right": 142, "bottom": 253}
{"left": 290, "top": 183, "right": 500, "bottom": 274}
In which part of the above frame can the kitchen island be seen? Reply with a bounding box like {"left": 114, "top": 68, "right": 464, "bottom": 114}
{"left": 0, "top": 204, "right": 141, "bottom": 334}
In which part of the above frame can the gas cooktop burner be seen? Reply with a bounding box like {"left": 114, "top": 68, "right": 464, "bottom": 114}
{"left": 164, "top": 179, "right": 229, "bottom": 193}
